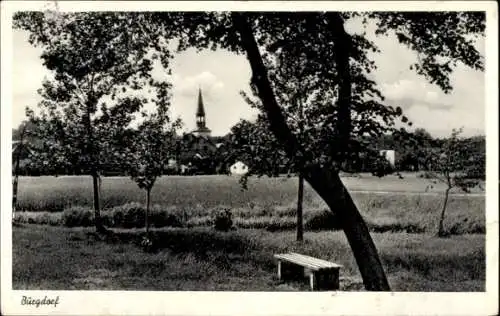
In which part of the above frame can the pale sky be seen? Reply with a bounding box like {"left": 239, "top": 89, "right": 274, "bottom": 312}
{"left": 12, "top": 20, "right": 485, "bottom": 138}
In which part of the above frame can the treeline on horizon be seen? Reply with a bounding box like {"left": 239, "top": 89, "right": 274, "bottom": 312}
{"left": 12, "top": 121, "right": 485, "bottom": 178}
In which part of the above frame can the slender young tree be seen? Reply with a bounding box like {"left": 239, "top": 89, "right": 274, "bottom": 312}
{"left": 424, "top": 128, "right": 483, "bottom": 237}
{"left": 126, "top": 84, "right": 181, "bottom": 236}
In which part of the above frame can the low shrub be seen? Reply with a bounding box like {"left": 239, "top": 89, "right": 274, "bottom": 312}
{"left": 213, "top": 208, "right": 234, "bottom": 232}
{"left": 272, "top": 205, "right": 297, "bottom": 217}
{"left": 446, "top": 217, "right": 486, "bottom": 235}
{"left": 186, "top": 216, "right": 212, "bottom": 227}
{"left": 266, "top": 217, "right": 296, "bottom": 232}
{"left": 304, "top": 209, "right": 342, "bottom": 231}
{"left": 150, "top": 210, "right": 184, "bottom": 228}
{"left": 371, "top": 157, "right": 394, "bottom": 178}
{"left": 140, "top": 235, "right": 157, "bottom": 253}
{"left": 235, "top": 217, "right": 272, "bottom": 229}
{"left": 365, "top": 216, "right": 426, "bottom": 233}
{"left": 14, "top": 212, "right": 62, "bottom": 226}
{"left": 120, "top": 203, "right": 146, "bottom": 228}
{"left": 62, "top": 206, "right": 93, "bottom": 227}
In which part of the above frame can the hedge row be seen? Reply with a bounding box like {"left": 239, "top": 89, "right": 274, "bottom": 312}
{"left": 13, "top": 202, "right": 485, "bottom": 235}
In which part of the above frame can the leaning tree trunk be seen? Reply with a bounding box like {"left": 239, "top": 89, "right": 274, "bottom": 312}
{"left": 232, "top": 12, "right": 390, "bottom": 291}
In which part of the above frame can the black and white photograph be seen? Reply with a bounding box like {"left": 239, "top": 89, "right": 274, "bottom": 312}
{"left": 1, "top": 1, "right": 498, "bottom": 315}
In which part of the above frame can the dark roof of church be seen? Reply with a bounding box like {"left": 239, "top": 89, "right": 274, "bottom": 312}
{"left": 194, "top": 126, "right": 211, "bottom": 133}
{"left": 196, "top": 88, "right": 205, "bottom": 117}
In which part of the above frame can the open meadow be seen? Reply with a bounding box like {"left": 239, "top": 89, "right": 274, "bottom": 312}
{"left": 12, "top": 173, "right": 486, "bottom": 291}
{"left": 15, "top": 173, "right": 484, "bottom": 212}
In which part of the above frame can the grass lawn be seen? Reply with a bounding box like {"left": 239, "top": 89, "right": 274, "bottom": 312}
{"left": 12, "top": 224, "right": 485, "bottom": 291}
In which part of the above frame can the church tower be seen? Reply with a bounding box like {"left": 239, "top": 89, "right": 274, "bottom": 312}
{"left": 193, "top": 88, "right": 212, "bottom": 137}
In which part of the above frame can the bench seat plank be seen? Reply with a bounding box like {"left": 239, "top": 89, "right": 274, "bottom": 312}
{"left": 274, "top": 253, "right": 342, "bottom": 270}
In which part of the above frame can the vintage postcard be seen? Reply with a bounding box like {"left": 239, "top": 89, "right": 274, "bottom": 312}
{"left": 1, "top": 1, "right": 498, "bottom": 315}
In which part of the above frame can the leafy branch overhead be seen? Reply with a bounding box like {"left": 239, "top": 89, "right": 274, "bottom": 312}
{"left": 371, "top": 12, "right": 485, "bottom": 93}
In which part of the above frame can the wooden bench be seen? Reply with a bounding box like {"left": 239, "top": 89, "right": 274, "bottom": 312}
{"left": 274, "top": 252, "right": 343, "bottom": 291}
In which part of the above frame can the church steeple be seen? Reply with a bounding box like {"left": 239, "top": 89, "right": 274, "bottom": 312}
{"left": 197, "top": 88, "right": 206, "bottom": 117}
{"left": 193, "top": 88, "right": 211, "bottom": 137}
{"left": 196, "top": 87, "right": 206, "bottom": 128}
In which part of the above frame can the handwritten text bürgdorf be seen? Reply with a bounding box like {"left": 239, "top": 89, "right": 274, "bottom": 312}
{"left": 21, "top": 295, "right": 60, "bottom": 308}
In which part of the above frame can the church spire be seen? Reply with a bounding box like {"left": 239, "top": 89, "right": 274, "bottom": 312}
{"left": 196, "top": 87, "right": 205, "bottom": 117}
{"left": 194, "top": 87, "right": 211, "bottom": 137}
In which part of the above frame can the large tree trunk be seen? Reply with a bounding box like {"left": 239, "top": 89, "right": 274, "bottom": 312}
{"left": 296, "top": 172, "right": 304, "bottom": 242}
{"left": 232, "top": 12, "right": 390, "bottom": 291}
{"left": 327, "top": 13, "right": 352, "bottom": 162}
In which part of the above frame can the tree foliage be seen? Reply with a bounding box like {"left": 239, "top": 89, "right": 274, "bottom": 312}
{"left": 127, "top": 108, "right": 181, "bottom": 191}
{"left": 13, "top": 11, "right": 176, "bottom": 231}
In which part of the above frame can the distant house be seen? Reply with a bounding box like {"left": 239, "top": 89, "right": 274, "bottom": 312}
{"left": 379, "top": 149, "right": 396, "bottom": 168}
{"left": 230, "top": 161, "right": 249, "bottom": 175}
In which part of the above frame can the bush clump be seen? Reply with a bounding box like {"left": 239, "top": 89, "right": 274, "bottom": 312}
{"left": 112, "top": 202, "right": 146, "bottom": 228}
{"left": 62, "top": 206, "right": 94, "bottom": 227}
{"left": 150, "top": 210, "right": 184, "bottom": 228}
{"left": 304, "top": 209, "right": 342, "bottom": 231}
{"left": 213, "top": 208, "right": 234, "bottom": 232}
{"left": 367, "top": 218, "right": 425, "bottom": 233}
{"left": 266, "top": 217, "right": 296, "bottom": 232}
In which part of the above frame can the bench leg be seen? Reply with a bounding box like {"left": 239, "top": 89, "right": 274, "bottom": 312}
{"left": 313, "top": 269, "right": 340, "bottom": 291}
{"left": 309, "top": 273, "right": 316, "bottom": 290}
